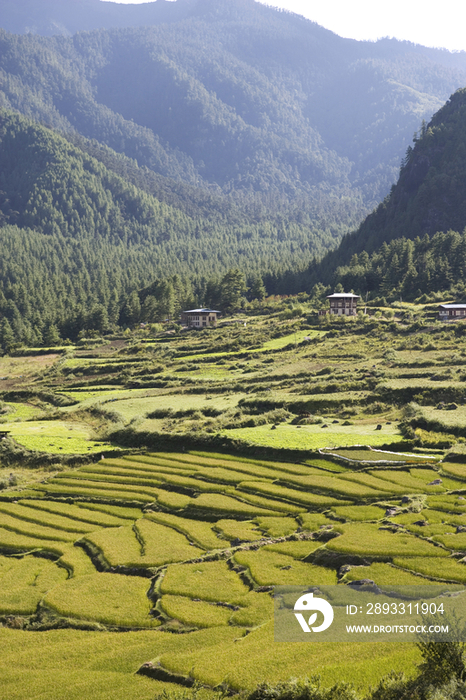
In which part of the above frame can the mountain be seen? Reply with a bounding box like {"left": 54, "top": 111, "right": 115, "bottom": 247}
{"left": 2, "top": 0, "right": 466, "bottom": 213}
{"left": 3, "top": 0, "right": 466, "bottom": 321}
{"left": 340, "top": 88, "right": 466, "bottom": 253}
{"left": 0, "top": 0, "right": 190, "bottom": 36}
{"left": 303, "top": 88, "right": 466, "bottom": 301}
{"left": 0, "top": 108, "right": 346, "bottom": 343}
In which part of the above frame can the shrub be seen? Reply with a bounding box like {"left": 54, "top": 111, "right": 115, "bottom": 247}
{"left": 415, "top": 428, "right": 457, "bottom": 448}
{"left": 403, "top": 402, "right": 422, "bottom": 419}
{"left": 248, "top": 678, "right": 358, "bottom": 700}
{"left": 365, "top": 402, "right": 389, "bottom": 414}
{"left": 417, "top": 613, "right": 466, "bottom": 687}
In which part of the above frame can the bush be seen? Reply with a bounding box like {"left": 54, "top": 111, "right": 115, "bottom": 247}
{"left": 291, "top": 415, "right": 323, "bottom": 425}
{"left": 265, "top": 408, "right": 292, "bottom": 424}
{"left": 365, "top": 402, "right": 389, "bottom": 414}
{"left": 417, "top": 613, "right": 466, "bottom": 688}
{"left": 248, "top": 678, "right": 358, "bottom": 700}
{"left": 368, "top": 672, "right": 414, "bottom": 700}
{"left": 402, "top": 402, "right": 421, "bottom": 419}
{"left": 414, "top": 428, "right": 457, "bottom": 448}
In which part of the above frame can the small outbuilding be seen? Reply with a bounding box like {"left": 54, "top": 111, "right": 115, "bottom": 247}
{"left": 326, "top": 293, "right": 360, "bottom": 316}
{"left": 438, "top": 304, "right": 466, "bottom": 321}
{"left": 181, "top": 309, "right": 221, "bottom": 328}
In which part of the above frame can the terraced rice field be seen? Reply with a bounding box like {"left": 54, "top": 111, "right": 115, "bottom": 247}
{"left": 222, "top": 422, "right": 406, "bottom": 450}
{"left": 177, "top": 330, "right": 326, "bottom": 361}
{"left": 2, "top": 448, "right": 466, "bottom": 697}
{"left": 1, "top": 419, "right": 107, "bottom": 454}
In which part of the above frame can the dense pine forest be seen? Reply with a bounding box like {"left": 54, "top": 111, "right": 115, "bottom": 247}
{"left": 2, "top": 0, "right": 466, "bottom": 343}
{"left": 0, "top": 109, "right": 329, "bottom": 344}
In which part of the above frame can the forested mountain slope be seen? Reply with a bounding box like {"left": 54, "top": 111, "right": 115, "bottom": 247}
{"left": 0, "top": 109, "right": 341, "bottom": 343}
{"left": 2, "top": 0, "right": 466, "bottom": 214}
{"left": 301, "top": 88, "right": 466, "bottom": 300}
{"left": 0, "top": 0, "right": 189, "bottom": 36}
{"left": 342, "top": 88, "right": 466, "bottom": 252}
{"left": 3, "top": 0, "right": 466, "bottom": 320}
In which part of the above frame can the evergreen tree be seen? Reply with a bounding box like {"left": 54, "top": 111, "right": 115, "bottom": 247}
{"left": 42, "top": 320, "right": 61, "bottom": 347}
{"left": 121, "top": 291, "right": 141, "bottom": 326}
{"left": 219, "top": 269, "right": 247, "bottom": 314}
{"left": 250, "top": 275, "right": 266, "bottom": 301}
{"left": 0, "top": 318, "right": 15, "bottom": 353}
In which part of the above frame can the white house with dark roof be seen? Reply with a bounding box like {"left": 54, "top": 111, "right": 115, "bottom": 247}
{"left": 180, "top": 309, "right": 221, "bottom": 328}
{"left": 326, "top": 293, "right": 360, "bottom": 316}
{"left": 438, "top": 304, "right": 466, "bottom": 321}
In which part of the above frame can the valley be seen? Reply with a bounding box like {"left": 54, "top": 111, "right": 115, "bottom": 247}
{"left": 1, "top": 304, "right": 466, "bottom": 698}
{"left": 2, "top": 1, "right": 466, "bottom": 697}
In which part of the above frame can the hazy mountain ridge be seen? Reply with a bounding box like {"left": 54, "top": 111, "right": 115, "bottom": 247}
{"left": 2, "top": 0, "right": 466, "bottom": 211}
{"left": 0, "top": 0, "right": 192, "bottom": 36}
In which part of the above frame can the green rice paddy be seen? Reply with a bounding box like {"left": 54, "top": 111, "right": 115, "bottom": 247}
{"left": 160, "top": 560, "right": 249, "bottom": 602}
{"left": 327, "top": 522, "right": 451, "bottom": 558}
{"left": 0, "top": 557, "right": 67, "bottom": 614}
{"left": 233, "top": 549, "right": 337, "bottom": 586}
{"left": 223, "top": 422, "right": 405, "bottom": 450}
{"left": 393, "top": 556, "right": 466, "bottom": 583}
{"left": 159, "top": 593, "right": 233, "bottom": 628}
{"left": 43, "top": 572, "right": 160, "bottom": 628}
{"left": 2, "top": 419, "right": 108, "bottom": 454}
{"left": 177, "top": 330, "right": 326, "bottom": 361}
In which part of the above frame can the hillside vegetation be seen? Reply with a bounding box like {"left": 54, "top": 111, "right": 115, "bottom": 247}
{"left": 2, "top": 0, "right": 466, "bottom": 209}
{"left": 299, "top": 88, "right": 466, "bottom": 301}
{"left": 1, "top": 1, "right": 466, "bottom": 328}
{"left": 0, "top": 110, "right": 338, "bottom": 344}
{"left": 4, "top": 3, "right": 466, "bottom": 699}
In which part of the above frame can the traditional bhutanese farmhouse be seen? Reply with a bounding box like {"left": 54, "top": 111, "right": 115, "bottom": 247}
{"left": 326, "top": 293, "right": 360, "bottom": 316}
{"left": 181, "top": 309, "right": 221, "bottom": 328}
{"left": 438, "top": 304, "right": 466, "bottom": 321}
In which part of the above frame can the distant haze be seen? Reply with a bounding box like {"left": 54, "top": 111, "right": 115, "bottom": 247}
{"left": 102, "top": 0, "right": 466, "bottom": 52}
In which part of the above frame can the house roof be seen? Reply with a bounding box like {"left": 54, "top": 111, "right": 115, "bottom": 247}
{"left": 182, "top": 308, "right": 221, "bottom": 314}
{"left": 326, "top": 293, "right": 360, "bottom": 299}
{"left": 438, "top": 304, "right": 466, "bottom": 309}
